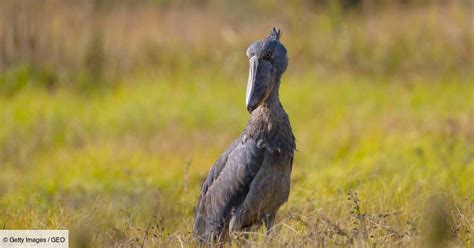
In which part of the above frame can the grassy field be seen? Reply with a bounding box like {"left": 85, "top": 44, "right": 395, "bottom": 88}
{"left": 0, "top": 1, "right": 473, "bottom": 247}
{"left": 1, "top": 72, "right": 472, "bottom": 247}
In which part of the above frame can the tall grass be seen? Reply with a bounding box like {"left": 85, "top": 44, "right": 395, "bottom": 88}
{"left": 0, "top": 0, "right": 472, "bottom": 93}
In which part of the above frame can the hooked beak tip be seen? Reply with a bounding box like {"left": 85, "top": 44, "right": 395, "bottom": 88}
{"left": 246, "top": 104, "right": 256, "bottom": 113}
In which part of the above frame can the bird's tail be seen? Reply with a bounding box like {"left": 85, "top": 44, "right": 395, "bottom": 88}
{"left": 194, "top": 201, "right": 214, "bottom": 245}
{"left": 195, "top": 207, "right": 228, "bottom": 245}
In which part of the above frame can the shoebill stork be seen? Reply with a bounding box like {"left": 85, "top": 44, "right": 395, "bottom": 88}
{"left": 195, "top": 28, "right": 295, "bottom": 244}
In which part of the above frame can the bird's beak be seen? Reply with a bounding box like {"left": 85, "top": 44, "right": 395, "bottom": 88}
{"left": 246, "top": 56, "right": 261, "bottom": 113}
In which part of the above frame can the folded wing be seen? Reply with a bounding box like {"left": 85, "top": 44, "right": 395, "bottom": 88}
{"left": 195, "top": 137, "right": 264, "bottom": 243}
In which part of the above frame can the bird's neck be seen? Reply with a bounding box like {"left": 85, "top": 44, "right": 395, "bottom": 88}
{"left": 244, "top": 84, "right": 295, "bottom": 153}
{"left": 250, "top": 87, "right": 284, "bottom": 124}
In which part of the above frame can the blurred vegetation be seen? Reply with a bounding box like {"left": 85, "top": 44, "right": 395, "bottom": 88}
{"left": 0, "top": 0, "right": 472, "bottom": 93}
{"left": 0, "top": 0, "right": 473, "bottom": 247}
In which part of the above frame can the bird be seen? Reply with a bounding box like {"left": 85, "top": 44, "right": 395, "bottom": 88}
{"left": 194, "top": 28, "right": 296, "bottom": 245}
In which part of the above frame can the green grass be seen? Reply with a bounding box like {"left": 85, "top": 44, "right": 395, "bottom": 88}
{"left": 0, "top": 70, "right": 472, "bottom": 246}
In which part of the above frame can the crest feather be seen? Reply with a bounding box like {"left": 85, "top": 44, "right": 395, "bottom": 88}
{"left": 267, "top": 27, "right": 281, "bottom": 40}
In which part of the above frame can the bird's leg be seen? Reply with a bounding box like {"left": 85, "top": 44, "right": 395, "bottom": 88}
{"left": 229, "top": 220, "right": 248, "bottom": 247}
{"left": 229, "top": 214, "right": 245, "bottom": 244}
{"left": 229, "top": 214, "right": 238, "bottom": 237}
{"left": 263, "top": 213, "right": 276, "bottom": 237}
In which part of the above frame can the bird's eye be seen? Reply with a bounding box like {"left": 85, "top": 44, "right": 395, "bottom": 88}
{"left": 264, "top": 52, "right": 272, "bottom": 59}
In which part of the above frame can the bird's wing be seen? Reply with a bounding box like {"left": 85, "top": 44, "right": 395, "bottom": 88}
{"left": 230, "top": 151, "right": 294, "bottom": 230}
{"left": 195, "top": 137, "right": 264, "bottom": 239}
{"left": 197, "top": 139, "right": 239, "bottom": 203}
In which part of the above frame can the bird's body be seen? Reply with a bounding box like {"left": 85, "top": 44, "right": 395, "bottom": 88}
{"left": 195, "top": 28, "right": 295, "bottom": 244}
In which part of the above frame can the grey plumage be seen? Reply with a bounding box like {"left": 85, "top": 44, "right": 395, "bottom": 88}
{"left": 195, "top": 28, "right": 295, "bottom": 245}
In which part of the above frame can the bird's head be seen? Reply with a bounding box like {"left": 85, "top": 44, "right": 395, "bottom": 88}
{"left": 245, "top": 28, "right": 288, "bottom": 113}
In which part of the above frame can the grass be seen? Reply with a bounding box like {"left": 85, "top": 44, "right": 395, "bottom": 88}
{"left": 1, "top": 1, "right": 472, "bottom": 92}
{"left": 1, "top": 70, "right": 473, "bottom": 247}
{"left": 0, "top": 0, "right": 473, "bottom": 247}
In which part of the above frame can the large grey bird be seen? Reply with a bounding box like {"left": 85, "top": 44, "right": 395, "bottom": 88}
{"left": 195, "top": 28, "right": 295, "bottom": 244}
